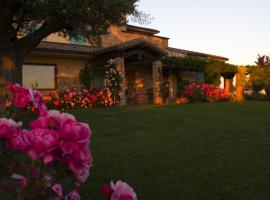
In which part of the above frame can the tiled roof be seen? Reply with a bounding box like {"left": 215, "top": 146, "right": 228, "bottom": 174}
{"left": 34, "top": 41, "right": 103, "bottom": 56}
{"left": 167, "top": 47, "right": 229, "bottom": 61}
{"left": 33, "top": 41, "right": 227, "bottom": 61}
{"left": 99, "top": 38, "right": 168, "bottom": 56}
{"left": 126, "top": 24, "right": 160, "bottom": 35}
{"left": 34, "top": 39, "right": 167, "bottom": 57}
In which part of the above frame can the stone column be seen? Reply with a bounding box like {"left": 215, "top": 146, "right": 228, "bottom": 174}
{"left": 114, "top": 57, "right": 127, "bottom": 105}
{"left": 235, "top": 73, "right": 244, "bottom": 101}
{"left": 235, "top": 67, "right": 247, "bottom": 101}
{"left": 152, "top": 60, "right": 163, "bottom": 104}
{"left": 224, "top": 78, "right": 231, "bottom": 94}
{"left": 169, "top": 69, "right": 177, "bottom": 98}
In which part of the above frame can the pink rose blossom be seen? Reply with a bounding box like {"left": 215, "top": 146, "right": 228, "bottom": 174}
{"left": 43, "top": 173, "right": 52, "bottom": 181}
{"left": 119, "top": 195, "right": 135, "bottom": 200}
{"left": 38, "top": 103, "right": 48, "bottom": 117}
{"left": 52, "top": 184, "right": 63, "bottom": 198}
{"left": 110, "top": 181, "right": 137, "bottom": 200}
{"left": 67, "top": 147, "right": 92, "bottom": 183}
{"left": 11, "top": 173, "right": 27, "bottom": 188}
{"left": 7, "top": 129, "right": 30, "bottom": 152}
{"left": 26, "top": 129, "right": 60, "bottom": 164}
{"left": 65, "top": 190, "right": 80, "bottom": 200}
{"left": 101, "top": 184, "right": 114, "bottom": 198}
{"left": 6, "top": 82, "right": 20, "bottom": 93}
{"left": 0, "top": 118, "right": 22, "bottom": 138}
{"left": 13, "top": 87, "right": 32, "bottom": 109}
{"left": 59, "top": 121, "right": 91, "bottom": 154}
{"left": 33, "top": 90, "right": 44, "bottom": 108}
{"left": 30, "top": 110, "right": 75, "bottom": 130}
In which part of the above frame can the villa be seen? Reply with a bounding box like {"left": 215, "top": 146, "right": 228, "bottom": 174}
{"left": 23, "top": 24, "right": 229, "bottom": 105}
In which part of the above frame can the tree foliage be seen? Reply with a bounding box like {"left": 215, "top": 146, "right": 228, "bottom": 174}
{"left": 0, "top": 0, "right": 143, "bottom": 83}
{"left": 249, "top": 55, "right": 270, "bottom": 96}
{"left": 2, "top": 0, "right": 141, "bottom": 42}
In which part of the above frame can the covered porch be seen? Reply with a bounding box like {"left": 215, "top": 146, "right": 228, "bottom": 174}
{"left": 91, "top": 38, "right": 168, "bottom": 105}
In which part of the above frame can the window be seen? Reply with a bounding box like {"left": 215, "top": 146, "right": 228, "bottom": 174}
{"left": 196, "top": 72, "right": 204, "bottom": 83}
{"left": 22, "top": 64, "right": 56, "bottom": 89}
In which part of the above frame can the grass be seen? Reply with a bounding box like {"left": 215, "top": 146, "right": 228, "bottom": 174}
{"left": 24, "top": 102, "right": 270, "bottom": 199}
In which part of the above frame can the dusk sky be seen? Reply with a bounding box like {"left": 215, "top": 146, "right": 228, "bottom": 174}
{"left": 130, "top": 0, "right": 270, "bottom": 65}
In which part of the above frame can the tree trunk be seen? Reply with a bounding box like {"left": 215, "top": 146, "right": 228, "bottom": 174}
{"left": 0, "top": 47, "right": 21, "bottom": 86}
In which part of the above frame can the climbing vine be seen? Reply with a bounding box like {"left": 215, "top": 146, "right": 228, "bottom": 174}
{"left": 161, "top": 56, "right": 238, "bottom": 85}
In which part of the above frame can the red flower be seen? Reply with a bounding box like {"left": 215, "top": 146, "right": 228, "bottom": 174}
{"left": 53, "top": 100, "right": 60, "bottom": 107}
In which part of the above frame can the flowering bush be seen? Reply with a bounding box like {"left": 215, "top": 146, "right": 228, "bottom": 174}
{"left": 182, "top": 82, "right": 233, "bottom": 103}
{"left": 45, "top": 86, "right": 113, "bottom": 110}
{"left": 101, "top": 181, "right": 137, "bottom": 200}
{"left": 0, "top": 82, "right": 47, "bottom": 118}
{"left": 0, "top": 83, "right": 136, "bottom": 200}
{"left": 0, "top": 83, "right": 92, "bottom": 199}
{"left": 105, "top": 60, "right": 124, "bottom": 105}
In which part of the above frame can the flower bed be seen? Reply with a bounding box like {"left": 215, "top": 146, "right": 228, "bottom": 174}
{"left": 45, "top": 86, "right": 113, "bottom": 110}
{"left": 182, "top": 82, "right": 233, "bottom": 103}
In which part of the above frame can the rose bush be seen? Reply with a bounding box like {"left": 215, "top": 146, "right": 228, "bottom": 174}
{"left": 0, "top": 83, "right": 92, "bottom": 199}
{"left": 0, "top": 83, "right": 137, "bottom": 200}
{"left": 104, "top": 59, "right": 124, "bottom": 105}
{"left": 182, "top": 82, "right": 233, "bottom": 103}
{"left": 45, "top": 86, "right": 113, "bottom": 110}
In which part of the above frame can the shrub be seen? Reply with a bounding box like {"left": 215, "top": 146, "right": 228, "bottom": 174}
{"left": 182, "top": 82, "right": 233, "bottom": 103}
{"left": 105, "top": 60, "right": 124, "bottom": 105}
{"left": 249, "top": 55, "right": 270, "bottom": 97}
{"left": 0, "top": 83, "right": 137, "bottom": 200}
{"left": 0, "top": 83, "right": 92, "bottom": 199}
{"left": 244, "top": 93, "right": 270, "bottom": 101}
{"left": 45, "top": 86, "right": 113, "bottom": 110}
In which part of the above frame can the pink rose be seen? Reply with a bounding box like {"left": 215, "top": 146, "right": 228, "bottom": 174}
{"left": 52, "top": 184, "right": 63, "bottom": 198}
{"left": 59, "top": 121, "right": 91, "bottom": 154}
{"left": 119, "top": 195, "right": 135, "bottom": 200}
{"left": 0, "top": 118, "right": 22, "bottom": 138}
{"left": 33, "top": 90, "right": 44, "bottom": 107}
{"left": 38, "top": 103, "right": 48, "bottom": 117}
{"left": 13, "top": 87, "right": 32, "bottom": 109}
{"left": 43, "top": 173, "right": 52, "bottom": 181}
{"left": 65, "top": 190, "right": 80, "bottom": 200}
{"left": 110, "top": 181, "right": 137, "bottom": 200}
{"left": 30, "top": 110, "right": 75, "bottom": 130}
{"left": 6, "top": 82, "right": 21, "bottom": 93}
{"left": 11, "top": 173, "right": 27, "bottom": 189}
{"left": 101, "top": 184, "right": 114, "bottom": 198}
{"left": 26, "top": 129, "right": 60, "bottom": 164}
{"left": 67, "top": 147, "right": 92, "bottom": 183}
{"left": 7, "top": 129, "right": 30, "bottom": 152}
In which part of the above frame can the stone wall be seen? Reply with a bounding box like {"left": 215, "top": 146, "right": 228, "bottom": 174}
{"left": 101, "top": 26, "right": 169, "bottom": 49}
{"left": 44, "top": 26, "right": 169, "bottom": 49}
{"left": 24, "top": 55, "right": 88, "bottom": 91}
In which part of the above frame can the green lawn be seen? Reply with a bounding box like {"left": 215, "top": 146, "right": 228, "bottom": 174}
{"left": 28, "top": 102, "right": 270, "bottom": 199}
{"left": 74, "top": 102, "right": 270, "bottom": 200}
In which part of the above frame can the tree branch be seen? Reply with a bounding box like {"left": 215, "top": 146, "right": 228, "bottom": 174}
{"left": 13, "top": 22, "right": 62, "bottom": 61}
